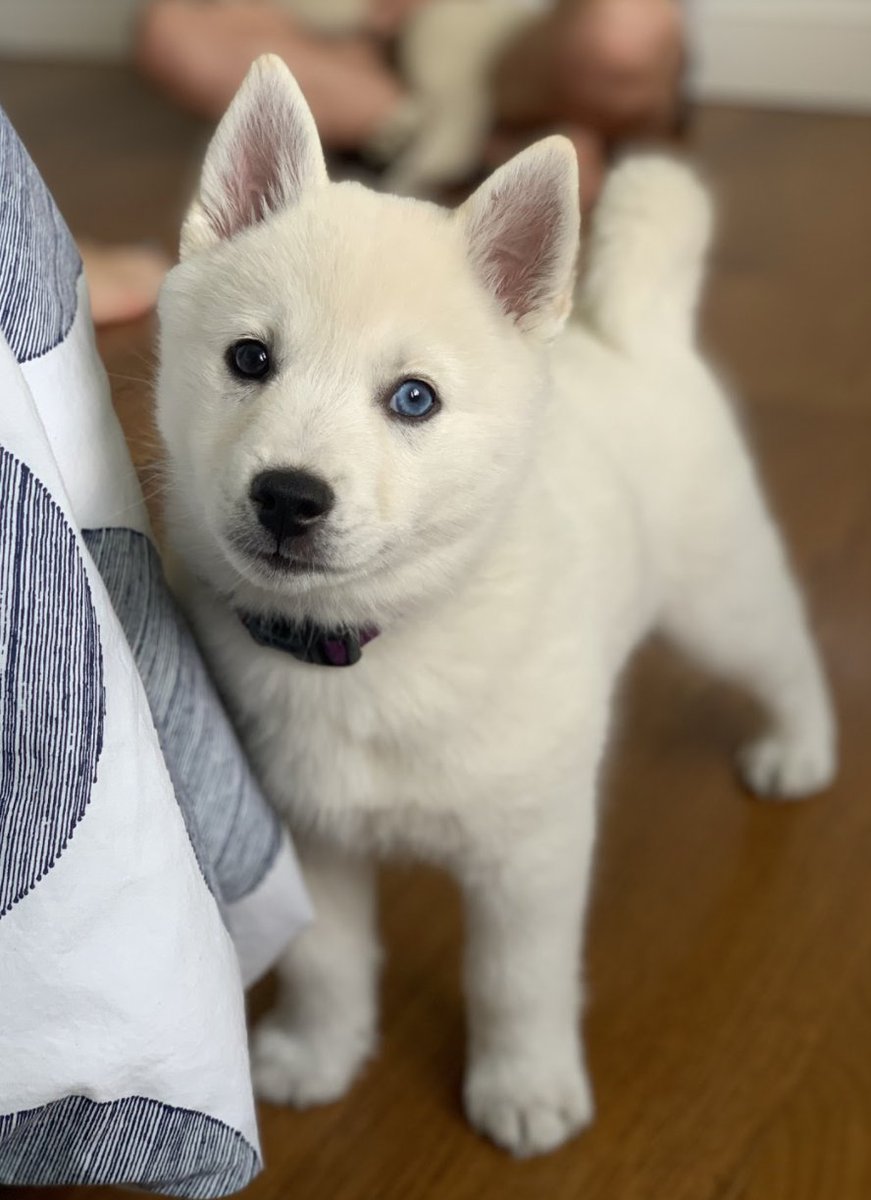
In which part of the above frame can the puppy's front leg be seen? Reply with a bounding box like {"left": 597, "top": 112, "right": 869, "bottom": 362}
{"left": 251, "top": 842, "right": 380, "bottom": 1107}
{"left": 459, "top": 804, "right": 596, "bottom": 1157}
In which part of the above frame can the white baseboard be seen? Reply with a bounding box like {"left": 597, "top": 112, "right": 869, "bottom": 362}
{"left": 0, "top": 0, "right": 141, "bottom": 59}
{"left": 693, "top": 1, "right": 871, "bottom": 112}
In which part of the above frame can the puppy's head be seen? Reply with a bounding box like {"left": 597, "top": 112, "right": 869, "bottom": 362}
{"left": 157, "top": 55, "right": 579, "bottom": 628}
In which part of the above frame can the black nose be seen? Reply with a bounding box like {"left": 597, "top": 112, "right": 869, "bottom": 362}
{"left": 249, "top": 468, "right": 335, "bottom": 541}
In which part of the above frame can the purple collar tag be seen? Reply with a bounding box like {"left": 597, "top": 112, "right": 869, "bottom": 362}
{"left": 239, "top": 611, "right": 379, "bottom": 667}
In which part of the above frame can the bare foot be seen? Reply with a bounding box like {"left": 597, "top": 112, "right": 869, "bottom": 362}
{"left": 485, "top": 125, "right": 605, "bottom": 213}
{"left": 136, "top": 0, "right": 407, "bottom": 150}
{"left": 78, "top": 241, "right": 170, "bottom": 327}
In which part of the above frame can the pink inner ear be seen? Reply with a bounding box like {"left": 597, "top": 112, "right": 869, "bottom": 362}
{"left": 472, "top": 177, "right": 573, "bottom": 324}
{"left": 205, "top": 82, "right": 310, "bottom": 241}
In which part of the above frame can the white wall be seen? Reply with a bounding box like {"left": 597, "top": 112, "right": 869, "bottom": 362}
{"left": 692, "top": 0, "right": 871, "bottom": 110}
{"left": 0, "top": 0, "right": 142, "bottom": 59}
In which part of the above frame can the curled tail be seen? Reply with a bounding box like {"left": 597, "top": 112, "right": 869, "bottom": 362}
{"left": 579, "top": 154, "right": 713, "bottom": 355}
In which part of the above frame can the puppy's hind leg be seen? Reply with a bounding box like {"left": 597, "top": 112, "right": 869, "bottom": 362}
{"left": 659, "top": 433, "right": 836, "bottom": 800}
{"left": 251, "top": 843, "right": 380, "bottom": 1107}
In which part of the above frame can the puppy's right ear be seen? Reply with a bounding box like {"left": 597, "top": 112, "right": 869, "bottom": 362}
{"left": 180, "top": 54, "right": 327, "bottom": 259}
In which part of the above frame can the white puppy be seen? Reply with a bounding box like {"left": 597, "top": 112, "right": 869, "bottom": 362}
{"left": 156, "top": 56, "right": 836, "bottom": 1158}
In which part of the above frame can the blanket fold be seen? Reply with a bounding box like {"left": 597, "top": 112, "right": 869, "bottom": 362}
{"left": 0, "top": 106, "right": 309, "bottom": 1197}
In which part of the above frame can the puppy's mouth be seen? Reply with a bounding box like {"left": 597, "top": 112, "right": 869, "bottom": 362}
{"left": 251, "top": 549, "right": 338, "bottom": 577}
{"left": 222, "top": 519, "right": 395, "bottom": 591}
{"left": 224, "top": 528, "right": 339, "bottom": 582}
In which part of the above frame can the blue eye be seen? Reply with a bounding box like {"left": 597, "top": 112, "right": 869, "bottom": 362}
{"left": 388, "top": 378, "right": 439, "bottom": 421}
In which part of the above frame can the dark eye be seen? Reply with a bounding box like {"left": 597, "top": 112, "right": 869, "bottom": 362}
{"left": 388, "top": 379, "right": 439, "bottom": 421}
{"left": 227, "top": 338, "right": 271, "bottom": 381}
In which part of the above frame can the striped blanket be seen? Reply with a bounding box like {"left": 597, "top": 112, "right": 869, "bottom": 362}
{"left": 0, "top": 109, "right": 310, "bottom": 1195}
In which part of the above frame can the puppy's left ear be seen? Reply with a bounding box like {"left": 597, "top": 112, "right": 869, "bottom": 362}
{"left": 458, "top": 136, "right": 579, "bottom": 341}
{"left": 181, "top": 54, "right": 327, "bottom": 259}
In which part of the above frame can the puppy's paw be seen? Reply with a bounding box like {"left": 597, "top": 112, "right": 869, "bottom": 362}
{"left": 250, "top": 1018, "right": 373, "bottom": 1108}
{"left": 738, "top": 733, "right": 836, "bottom": 800}
{"left": 464, "top": 1055, "right": 593, "bottom": 1158}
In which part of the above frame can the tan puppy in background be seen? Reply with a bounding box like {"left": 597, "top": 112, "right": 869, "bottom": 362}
{"left": 278, "top": 0, "right": 532, "bottom": 192}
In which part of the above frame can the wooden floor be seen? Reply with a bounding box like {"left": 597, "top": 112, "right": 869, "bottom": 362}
{"left": 3, "top": 62, "right": 871, "bottom": 1200}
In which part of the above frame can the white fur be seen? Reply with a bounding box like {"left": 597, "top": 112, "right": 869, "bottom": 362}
{"left": 156, "top": 58, "right": 836, "bottom": 1158}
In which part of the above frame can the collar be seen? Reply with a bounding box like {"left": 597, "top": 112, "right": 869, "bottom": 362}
{"left": 239, "top": 611, "right": 380, "bottom": 667}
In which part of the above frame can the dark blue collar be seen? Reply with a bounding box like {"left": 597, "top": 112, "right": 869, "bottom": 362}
{"left": 239, "top": 612, "right": 379, "bottom": 667}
